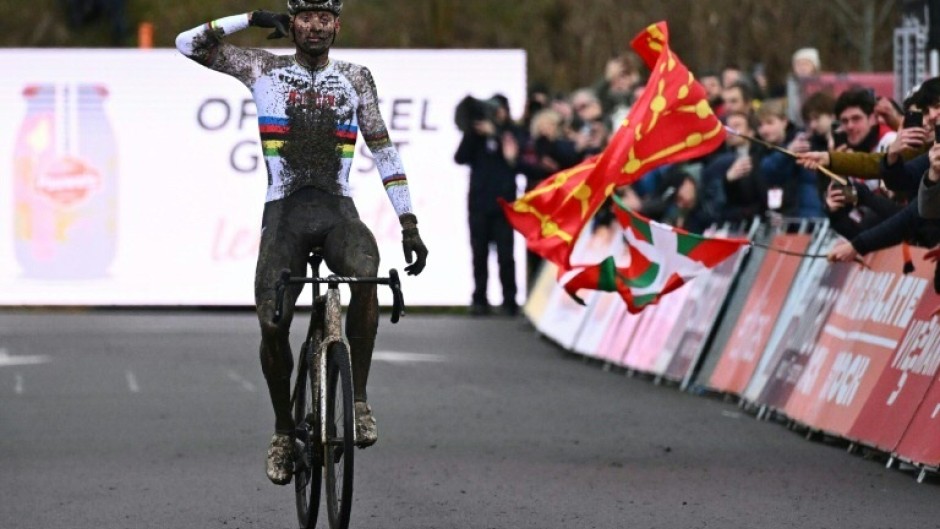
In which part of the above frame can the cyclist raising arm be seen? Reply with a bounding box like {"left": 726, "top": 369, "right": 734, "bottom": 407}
{"left": 176, "top": 0, "right": 428, "bottom": 486}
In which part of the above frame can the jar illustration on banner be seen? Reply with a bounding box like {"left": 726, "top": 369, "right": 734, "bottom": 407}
{"left": 13, "top": 84, "right": 118, "bottom": 279}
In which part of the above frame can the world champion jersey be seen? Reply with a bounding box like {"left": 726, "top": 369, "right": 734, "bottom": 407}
{"left": 176, "top": 14, "right": 413, "bottom": 216}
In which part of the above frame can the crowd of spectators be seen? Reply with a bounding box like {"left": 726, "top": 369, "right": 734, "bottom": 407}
{"left": 459, "top": 46, "right": 940, "bottom": 296}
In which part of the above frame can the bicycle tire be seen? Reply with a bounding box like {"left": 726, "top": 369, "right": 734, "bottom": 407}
{"left": 293, "top": 341, "right": 321, "bottom": 529}
{"left": 324, "top": 341, "right": 355, "bottom": 529}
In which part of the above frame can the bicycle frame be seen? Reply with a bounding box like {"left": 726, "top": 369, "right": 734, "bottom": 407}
{"left": 273, "top": 254, "right": 404, "bottom": 448}
{"left": 274, "top": 253, "right": 403, "bottom": 529}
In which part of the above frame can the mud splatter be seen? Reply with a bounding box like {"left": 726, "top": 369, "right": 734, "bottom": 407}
{"left": 279, "top": 95, "right": 346, "bottom": 197}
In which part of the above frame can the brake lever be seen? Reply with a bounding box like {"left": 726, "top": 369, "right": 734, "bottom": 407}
{"left": 389, "top": 268, "right": 405, "bottom": 324}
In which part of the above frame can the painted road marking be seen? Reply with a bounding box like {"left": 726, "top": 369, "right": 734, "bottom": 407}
{"left": 226, "top": 369, "right": 256, "bottom": 392}
{"left": 372, "top": 351, "right": 446, "bottom": 364}
{"left": 0, "top": 349, "right": 51, "bottom": 368}
{"left": 14, "top": 373, "right": 23, "bottom": 395}
{"left": 126, "top": 370, "right": 140, "bottom": 393}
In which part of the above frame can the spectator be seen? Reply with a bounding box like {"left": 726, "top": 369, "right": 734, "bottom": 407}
{"left": 521, "top": 83, "right": 550, "bottom": 132}
{"left": 550, "top": 93, "right": 575, "bottom": 137}
{"left": 701, "top": 111, "right": 766, "bottom": 225}
{"left": 454, "top": 94, "right": 522, "bottom": 316}
{"left": 875, "top": 96, "right": 905, "bottom": 131}
{"left": 700, "top": 70, "right": 724, "bottom": 115}
{"left": 722, "top": 81, "right": 754, "bottom": 118}
{"left": 795, "top": 80, "right": 938, "bottom": 196}
{"left": 595, "top": 54, "right": 641, "bottom": 124}
{"left": 822, "top": 178, "right": 903, "bottom": 240}
{"left": 569, "top": 88, "right": 605, "bottom": 131}
{"left": 639, "top": 165, "right": 710, "bottom": 233}
{"left": 574, "top": 118, "right": 611, "bottom": 159}
{"left": 518, "top": 108, "right": 581, "bottom": 190}
{"left": 721, "top": 65, "right": 744, "bottom": 89}
{"left": 751, "top": 62, "right": 773, "bottom": 100}
{"left": 800, "top": 91, "right": 836, "bottom": 151}
{"left": 874, "top": 79, "right": 940, "bottom": 196}
{"left": 756, "top": 99, "right": 824, "bottom": 218}
{"left": 833, "top": 87, "right": 896, "bottom": 156}
{"left": 787, "top": 47, "right": 821, "bottom": 125}
{"left": 792, "top": 47, "right": 821, "bottom": 78}
{"left": 794, "top": 88, "right": 901, "bottom": 239}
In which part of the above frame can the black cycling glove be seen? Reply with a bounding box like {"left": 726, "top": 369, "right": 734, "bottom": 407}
{"left": 251, "top": 10, "right": 291, "bottom": 40}
{"left": 399, "top": 213, "right": 428, "bottom": 276}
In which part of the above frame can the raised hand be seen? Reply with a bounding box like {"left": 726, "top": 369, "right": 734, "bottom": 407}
{"left": 824, "top": 182, "right": 847, "bottom": 212}
{"left": 887, "top": 127, "right": 929, "bottom": 164}
{"left": 251, "top": 10, "right": 291, "bottom": 40}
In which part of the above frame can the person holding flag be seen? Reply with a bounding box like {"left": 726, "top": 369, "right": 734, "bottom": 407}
{"left": 501, "top": 21, "right": 749, "bottom": 313}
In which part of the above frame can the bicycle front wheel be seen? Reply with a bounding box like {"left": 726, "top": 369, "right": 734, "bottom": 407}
{"left": 293, "top": 341, "right": 321, "bottom": 529}
{"left": 324, "top": 341, "right": 355, "bottom": 529}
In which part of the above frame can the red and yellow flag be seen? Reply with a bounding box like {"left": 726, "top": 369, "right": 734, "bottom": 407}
{"left": 502, "top": 21, "right": 726, "bottom": 267}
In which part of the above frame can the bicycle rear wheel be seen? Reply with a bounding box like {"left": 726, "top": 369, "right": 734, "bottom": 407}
{"left": 324, "top": 341, "right": 355, "bottom": 529}
{"left": 293, "top": 341, "right": 321, "bottom": 529}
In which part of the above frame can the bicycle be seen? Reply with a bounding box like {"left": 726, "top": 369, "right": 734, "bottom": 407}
{"left": 273, "top": 250, "right": 405, "bottom": 529}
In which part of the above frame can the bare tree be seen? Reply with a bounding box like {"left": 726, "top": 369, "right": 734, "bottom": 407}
{"left": 0, "top": 0, "right": 901, "bottom": 92}
{"left": 826, "top": 0, "right": 900, "bottom": 71}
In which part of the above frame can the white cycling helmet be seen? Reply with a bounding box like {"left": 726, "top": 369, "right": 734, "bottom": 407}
{"left": 287, "top": 0, "right": 343, "bottom": 16}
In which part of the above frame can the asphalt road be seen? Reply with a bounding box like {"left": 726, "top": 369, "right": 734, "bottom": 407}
{"left": 1, "top": 310, "right": 938, "bottom": 529}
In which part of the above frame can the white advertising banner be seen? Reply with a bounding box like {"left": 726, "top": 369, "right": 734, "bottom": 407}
{"left": 0, "top": 49, "right": 527, "bottom": 305}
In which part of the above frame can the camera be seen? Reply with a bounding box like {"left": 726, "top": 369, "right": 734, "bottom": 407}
{"left": 828, "top": 181, "right": 857, "bottom": 207}
{"left": 454, "top": 95, "right": 499, "bottom": 133}
{"left": 836, "top": 182, "right": 858, "bottom": 206}
{"left": 903, "top": 110, "right": 923, "bottom": 129}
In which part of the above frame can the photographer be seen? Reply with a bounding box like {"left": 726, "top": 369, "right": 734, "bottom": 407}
{"left": 454, "top": 94, "right": 523, "bottom": 316}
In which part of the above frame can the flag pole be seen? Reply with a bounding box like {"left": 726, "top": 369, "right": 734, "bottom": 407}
{"left": 725, "top": 127, "right": 848, "bottom": 185}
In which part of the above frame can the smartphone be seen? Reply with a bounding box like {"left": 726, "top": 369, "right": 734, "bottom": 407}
{"left": 935, "top": 125, "right": 940, "bottom": 144}
{"left": 832, "top": 122, "right": 848, "bottom": 147}
{"left": 904, "top": 110, "right": 924, "bottom": 129}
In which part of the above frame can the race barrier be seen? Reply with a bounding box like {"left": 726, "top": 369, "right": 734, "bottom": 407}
{"left": 526, "top": 221, "right": 940, "bottom": 481}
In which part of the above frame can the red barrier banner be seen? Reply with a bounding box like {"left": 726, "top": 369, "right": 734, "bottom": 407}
{"left": 754, "top": 259, "right": 852, "bottom": 409}
{"left": 708, "top": 234, "right": 811, "bottom": 394}
{"left": 786, "top": 248, "right": 930, "bottom": 437}
{"left": 662, "top": 243, "right": 748, "bottom": 383}
{"left": 848, "top": 248, "right": 940, "bottom": 451}
{"left": 785, "top": 264, "right": 864, "bottom": 425}
{"left": 895, "top": 371, "right": 940, "bottom": 467}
